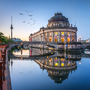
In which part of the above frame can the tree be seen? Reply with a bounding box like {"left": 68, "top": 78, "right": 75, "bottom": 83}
{"left": 0, "top": 32, "right": 4, "bottom": 36}
{"left": 0, "top": 32, "right": 14, "bottom": 44}
{"left": 0, "top": 32, "right": 4, "bottom": 43}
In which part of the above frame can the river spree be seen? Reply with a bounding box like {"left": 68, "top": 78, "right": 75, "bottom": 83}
{"left": 9, "top": 48, "right": 90, "bottom": 90}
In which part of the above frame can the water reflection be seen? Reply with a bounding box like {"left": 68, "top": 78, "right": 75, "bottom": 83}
{"left": 84, "top": 49, "right": 90, "bottom": 54}
{"left": 35, "top": 56, "right": 77, "bottom": 83}
{"left": 11, "top": 47, "right": 82, "bottom": 84}
{"left": 47, "top": 69, "right": 75, "bottom": 84}
{"left": 9, "top": 47, "right": 90, "bottom": 90}
{"left": 12, "top": 47, "right": 81, "bottom": 59}
{"left": 35, "top": 57, "right": 77, "bottom": 68}
{"left": 28, "top": 48, "right": 81, "bottom": 83}
{"left": 12, "top": 48, "right": 53, "bottom": 57}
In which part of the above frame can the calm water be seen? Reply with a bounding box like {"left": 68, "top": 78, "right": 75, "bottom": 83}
{"left": 9, "top": 48, "right": 90, "bottom": 90}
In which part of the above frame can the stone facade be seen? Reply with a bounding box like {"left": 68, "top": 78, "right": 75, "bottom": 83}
{"left": 29, "top": 13, "right": 77, "bottom": 43}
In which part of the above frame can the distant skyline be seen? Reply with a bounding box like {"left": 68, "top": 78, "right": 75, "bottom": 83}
{"left": 0, "top": 0, "right": 90, "bottom": 41}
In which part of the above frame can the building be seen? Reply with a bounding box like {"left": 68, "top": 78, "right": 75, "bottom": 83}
{"left": 77, "top": 36, "right": 90, "bottom": 43}
{"left": 12, "top": 38, "right": 22, "bottom": 42}
{"left": 29, "top": 12, "right": 77, "bottom": 43}
{"left": 86, "top": 38, "right": 90, "bottom": 42}
{"left": 77, "top": 36, "right": 81, "bottom": 42}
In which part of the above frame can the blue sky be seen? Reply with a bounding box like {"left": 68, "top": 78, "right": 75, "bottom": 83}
{"left": 0, "top": 0, "right": 90, "bottom": 41}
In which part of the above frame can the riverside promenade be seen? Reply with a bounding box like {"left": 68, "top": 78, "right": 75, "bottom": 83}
{"left": 0, "top": 44, "right": 11, "bottom": 90}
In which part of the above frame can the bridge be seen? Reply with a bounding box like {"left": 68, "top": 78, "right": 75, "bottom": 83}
{"left": 8, "top": 41, "right": 90, "bottom": 51}
{"left": 9, "top": 51, "right": 57, "bottom": 60}
{"left": 81, "top": 43, "right": 90, "bottom": 49}
{"left": 9, "top": 48, "right": 90, "bottom": 60}
{"left": 81, "top": 53, "right": 90, "bottom": 58}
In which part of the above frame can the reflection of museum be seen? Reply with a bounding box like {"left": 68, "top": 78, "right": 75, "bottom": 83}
{"left": 35, "top": 57, "right": 77, "bottom": 83}
{"left": 35, "top": 57, "right": 77, "bottom": 69}
{"left": 47, "top": 69, "right": 73, "bottom": 83}
{"left": 29, "top": 13, "right": 77, "bottom": 43}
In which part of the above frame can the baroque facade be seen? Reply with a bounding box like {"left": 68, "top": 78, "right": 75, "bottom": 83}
{"left": 29, "top": 13, "right": 77, "bottom": 43}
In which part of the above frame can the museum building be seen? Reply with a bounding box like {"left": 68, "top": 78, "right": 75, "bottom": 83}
{"left": 29, "top": 12, "right": 77, "bottom": 43}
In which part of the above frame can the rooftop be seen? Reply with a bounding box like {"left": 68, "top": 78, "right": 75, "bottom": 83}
{"left": 48, "top": 12, "right": 69, "bottom": 23}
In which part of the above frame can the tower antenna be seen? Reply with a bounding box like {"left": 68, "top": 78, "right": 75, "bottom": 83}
{"left": 11, "top": 16, "right": 12, "bottom": 24}
{"left": 10, "top": 16, "right": 13, "bottom": 39}
{"left": 75, "top": 22, "right": 76, "bottom": 27}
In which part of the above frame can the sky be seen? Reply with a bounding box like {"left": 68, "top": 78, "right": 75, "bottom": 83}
{"left": 0, "top": 0, "right": 90, "bottom": 41}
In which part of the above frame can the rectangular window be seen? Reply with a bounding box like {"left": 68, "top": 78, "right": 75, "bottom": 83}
{"left": 49, "top": 58, "right": 52, "bottom": 66}
{"left": 67, "top": 60, "right": 70, "bottom": 66}
{"left": 67, "top": 38, "right": 70, "bottom": 42}
{"left": 45, "top": 37, "right": 47, "bottom": 42}
{"left": 45, "top": 60, "right": 47, "bottom": 65}
{"left": 45, "top": 33, "right": 47, "bottom": 36}
{"left": 61, "top": 58, "right": 64, "bottom": 66}
{"left": 61, "top": 32, "right": 64, "bottom": 42}
{"left": 72, "top": 37, "right": 74, "bottom": 41}
{"left": 68, "top": 32, "right": 70, "bottom": 36}
{"left": 54, "top": 32, "right": 58, "bottom": 42}
{"left": 55, "top": 39, "right": 57, "bottom": 42}
{"left": 61, "top": 32, "right": 64, "bottom": 38}
{"left": 54, "top": 57, "right": 58, "bottom": 66}
{"left": 49, "top": 37, "right": 52, "bottom": 42}
{"left": 61, "top": 38, "right": 64, "bottom": 42}
{"left": 67, "top": 32, "right": 70, "bottom": 42}
{"left": 60, "top": 24, "right": 62, "bottom": 27}
{"left": 49, "top": 32, "right": 52, "bottom": 35}
{"left": 72, "top": 33, "right": 74, "bottom": 36}
{"left": 55, "top": 32, "right": 58, "bottom": 35}
{"left": 61, "top": 32, "right": 64, "bottom": 35}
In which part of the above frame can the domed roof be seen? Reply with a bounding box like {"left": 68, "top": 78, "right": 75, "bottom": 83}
{"left": 49, "top": 13, "right": 69, "bottom": 23}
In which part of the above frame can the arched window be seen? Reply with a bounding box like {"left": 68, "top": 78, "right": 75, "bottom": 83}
{"left": 60, "top": 24, "right": 62, "bottom": 27}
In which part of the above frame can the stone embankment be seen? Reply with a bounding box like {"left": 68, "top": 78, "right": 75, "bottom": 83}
{"left": 0, "top": 44, "right": 11, "bottom": 90}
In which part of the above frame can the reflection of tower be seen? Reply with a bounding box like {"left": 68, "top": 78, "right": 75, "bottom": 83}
{"left": 11, "top": 59, "right": 13, "bottom": 66}
{"left": 21, "top": 48, "right": 22, "bottom": 55}
{"left": 10, "top": 16, "right": 13, "bottom": 39}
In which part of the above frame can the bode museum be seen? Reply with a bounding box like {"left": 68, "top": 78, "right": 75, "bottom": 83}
{"left": 29, "top": 12, "right": 81, "bottom": 51}
{"left": 29, "top": 12, "right": 77, "bottom": 43}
